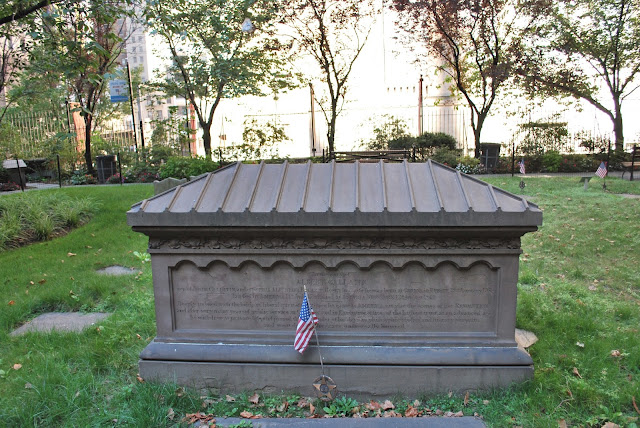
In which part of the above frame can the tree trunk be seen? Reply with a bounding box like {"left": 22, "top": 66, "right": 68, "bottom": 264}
{"left": 84, "top": 114, "right": 95, "bottom": 175}
{"left": 613, "top": 99, "right": 624, "bottom": 151}
{"left": 473, "top": 113, "right": 487, "bottom": 159}
{"left": 202, "top": 122, "right": 212, "bottom": 159}
{"left": 327, "top": 100, "right": 338, "bottom": 158}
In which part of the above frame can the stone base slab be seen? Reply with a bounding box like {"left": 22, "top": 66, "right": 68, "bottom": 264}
{"left": 139, "top": 360, "right": 533, "bottom": 398}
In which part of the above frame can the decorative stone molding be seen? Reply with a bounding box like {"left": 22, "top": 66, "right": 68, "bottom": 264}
{"left": 148, "top": 237, "right": 521, "bottom": 251}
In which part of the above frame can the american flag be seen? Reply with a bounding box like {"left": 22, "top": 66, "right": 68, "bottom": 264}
{"left": 595, "top": 161, "right": 607, "bottom": 178}
{"left": 519, "top": 159, "right": 526, "bottom": 175}
{"left": 294, "top": 293, "right": 318, "bottom": 354}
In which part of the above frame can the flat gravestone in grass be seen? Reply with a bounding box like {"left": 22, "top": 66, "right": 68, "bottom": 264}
{"left": 96, "top": 265, "right": 138, "bottom": 276}
{"left": 10, "top": 312, "right": 110, "bottom": 336}
{"left": 9, "top": 266, "right": 137, "bottom": 336}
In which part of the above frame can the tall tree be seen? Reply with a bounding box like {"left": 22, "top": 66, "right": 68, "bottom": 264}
{"left": 0, "top": 0, "right": 73, "bottom": 26}
{"left": 393, "top": 0, "right": 531, "bottom": 158}
{"left": 145, "top": 0, "right": 291, "bottom": 159}
{"left": 281, "top": 0, "right": 376, "bottom": 156}
{"left": 515, "top": 0, "right": 640, "bottom": 150}
{"left": 33, "top": 0, "right": 134, "bottom": 174}
{"left": 0, "top": 20, "right": 31, "bottom": 124}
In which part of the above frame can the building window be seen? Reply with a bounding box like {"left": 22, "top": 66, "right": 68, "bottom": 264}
{"left": 131, "top": 46, "right": 136, "bottom": 53}
{"left": 132, "top": 56, "right": 137, "bottom": 63}
{"left": 139, "top": 56, "right": 143, "bottom": 64}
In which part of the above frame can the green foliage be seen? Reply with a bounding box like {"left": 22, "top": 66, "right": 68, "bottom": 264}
{"left": 123, "top": 164, "right": 159, "bottom": 183}
{"left": 0, "top": 122, "right": 26, "bottom": 158}
{"left": 456, "top": 156, "right": 486, "bottom": 174}
{"left": 0, "top": 192, "right": 94, "bottom": 250}
{"left": 323, "top": 396, "right": 359, "bottom": 417}
{"left": 541, "top": 150, "right": 563, "bottom": 172}
{"left": 149, "top": 106, "right": 191, "bottom": 155}
{"left": 145, "top": 0, "right": 293, "bottom": 157}
{"left": 429, "top": 147, "right": 462, "bottom": 167}
{"left": 70, "top": 170, "right": 98, "bottom": 185}
{"left": 415, "top": 132, "right": 458, "bottom": 150}
{"left": 517, "top": 0, "right": 640, "bottom": 149}
{"left": 229, "top": 117, "right": 289, "bottom": 161}
{"left": 517, "top": 118, "right": 569, "bottom": 156}
{"left": 364, "top": 115, "right": 410, "bottom": 150}
{"left": 158, "top": 156, "right": 219, "bottom": 180}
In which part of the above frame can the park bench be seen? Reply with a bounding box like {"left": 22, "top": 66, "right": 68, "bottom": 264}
{"left": 621, "top": 144, "right": 640, "bottom": 181}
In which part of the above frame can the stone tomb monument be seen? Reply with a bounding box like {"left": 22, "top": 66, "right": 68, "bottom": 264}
{"left": 127, "top": 160, "right": 542, "bottom": 396}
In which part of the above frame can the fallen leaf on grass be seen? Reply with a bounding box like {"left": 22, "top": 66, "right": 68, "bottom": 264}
{"left": 572, "top": 367, "right": 582, "bottom": 379}
{"left": 277, "top": 401, "right": 289, "bottom": 413}
{"left": 13, "top": 364, "right": 22, "bottom": 370}
{"left": 309, "top": 403, "right": 315, "bottom": 415}
{"left": 558, "top": 419, "right": 568, "bottom": 428}
{"left": 296, "top": 397, "right": 310, "bottom": 408}
{"left": 404, "top": 405, "right": 420, "bottom": 417}
{"left": 8, "top": 300, "right": 15, "bottom": 306}
{"left": 136, "top": 375, "right": 144, "bottom": 383}
{"left": 602, "top": 423, "right": 619, "bottom": 428}
{"left": 24, "top": 383, "right": 34, "bottom": 389}
{"left": 382, "top": 400, "right": 395, "bottom": 410}
{"left": 182, "top": 412, "right": 215, "bottom": 424}
{"left": 576, "top": 342, "right": 585, "bottom": 348}
{"left": 167, "top": 408, "right": 175, "bottom": 420}
{"left": 366, "top": 401, "right": 381, "bottom": 411}
{"left": 567, "top": 389, "right": 573, "bottom": 398}
{"left": 611, "top": 350, "right": 621, "bottom": 357}
{"left": 67, "top": 252, "right": 76, "bottom": 257}
{"left": 38, "top": 279, "right": 46, "bottom": 284}
{"left": 226, "top": 394, "right": 236, "bottom": 402}
{"left": 248, "top": 392, "right": 260, "bottom": 404}
{"left": 464, "top": 391, "right": 470, "bottom": 406}
{"left": 240, "top": 410, "right": 261, "bottom": 419}
{"left": 633, "top": 396, "right": 640, "bottom": 415}
{"left": 175, "top": 387, "right": 184, "bottom": 397}
{"left": 383, "top": 410, "right": 401, "bottom": 417}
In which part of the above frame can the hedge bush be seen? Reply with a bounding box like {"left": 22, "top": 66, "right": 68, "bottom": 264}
{"left": 158, "top": 156, "right": 220, "bottom": 180}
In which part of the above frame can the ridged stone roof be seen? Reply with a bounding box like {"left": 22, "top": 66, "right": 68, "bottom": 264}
{"left": 127, "top": 160, "right": 542, "bottom": 228}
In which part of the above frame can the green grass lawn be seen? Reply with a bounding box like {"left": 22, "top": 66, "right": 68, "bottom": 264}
{"left": 0, "top": 178, "right": 639, "bottom": 427}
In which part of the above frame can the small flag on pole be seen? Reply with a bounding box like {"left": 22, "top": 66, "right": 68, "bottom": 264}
{"left": 519, "top": 159, "right": 526, "bottom": 175}
{"left": 294, "top": 293, "right": 318, "bottom": 354}
{"left": 595, "top": 161, "right": 607, "bottom": 178}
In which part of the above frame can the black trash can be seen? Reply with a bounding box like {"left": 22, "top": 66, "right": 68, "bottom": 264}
{"left": 96, "top": 155, "right": 117, "bottom": 184}
{"left": 479, "top": 143, "right": 502, "bottom": 170}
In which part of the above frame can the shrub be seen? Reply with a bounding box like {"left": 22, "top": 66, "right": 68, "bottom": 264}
{"left": 123, "top": 164, "right": 160, "bottom": 183}
{"left": 416, "top": 132, "right": 458, "bottom": 150}
{"left": 541, "top": 150, "right": 563, "bottom": 172}
{"left": 107, "top": 173, "right": 123, "bottom": 184}
{"left": 430, "top": 147, "right": 462, "bottom": 167}
{"left": 456, "top": 156, "right": 486, "bottom": 174}
{"left": 0, "top": 182, "right": 21, "bottom": 192}
{"left": 70, "top": 170, "right": 97, "bottom": 185}
{"left": 158, "top": 156, "right": 219, "bottom": 180}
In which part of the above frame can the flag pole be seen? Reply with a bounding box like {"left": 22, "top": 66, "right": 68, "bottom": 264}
{"left": 303, "top": 284, "right": 325, "bottom": 376}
